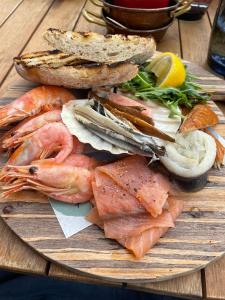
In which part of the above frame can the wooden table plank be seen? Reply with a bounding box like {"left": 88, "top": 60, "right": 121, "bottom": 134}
{"left": 157, "top": 20, "right": 181, "bottom": 56}
{"left": 75, "top": 0, "right": 106, "bottom": 33}
{"left": 208, "top": 0, "right": 219, "bottom": 25}
{"left": 49, "top": 263, "right": 122, "bottom": 287}
{"left": 0, "top": 0, "right": 87, "bottom": 98}
{"left": 179, "top": 14, "right": 211, "bottom": 66}
{"left": 0, "top": 0, "right": 23, "bottom": 28}
{"left": 204, "top": 102, "right": 225, "bottom": 300}
{"left": 49, "top": 262, "right": 202, "bottom": 299}
{"left": 0, "top": 218, "right": 47, "bottom": 274}
{"left": 204, "top": 256, "right": 225, "bottom": 300}
{"left": 0, "top": 0, "right": 54, "bottom": 92}
{"left": 128, "top": 273, "right": 202, "bottom": 299}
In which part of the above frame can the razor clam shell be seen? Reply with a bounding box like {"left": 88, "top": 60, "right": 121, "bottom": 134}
{"left": 61, "top": 100, "right": 129, "bottom": 155}
{"left": 76, "top": 115, "right": 159, "bottom": 156}
{"left": 89, "top": 129, "right": 156, "bottom": 157}
{"left": 74, "top": 101, "right": 164, "bottom": 152}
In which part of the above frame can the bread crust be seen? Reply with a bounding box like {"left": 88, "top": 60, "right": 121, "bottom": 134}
{"left": 44, "top": 29, "right": 156, "bottom": 65}
{"left": 14, "top": 60, "right": 139, "bottom": 89}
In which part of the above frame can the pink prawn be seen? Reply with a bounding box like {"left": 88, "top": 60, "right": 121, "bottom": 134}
{"left": 1, "top": 109, "right": 62, "bottom": 150}
{"left": 1, "top": 155, "right": 98, "bottom": 203}
{"left": 7, "top": 122, "right": 73, "bottom": 165}
{"left": 0, "top": 85, "right": 74, "bottom": 127}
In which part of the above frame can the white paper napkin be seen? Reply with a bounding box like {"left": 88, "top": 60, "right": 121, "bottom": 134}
{"left": 50, "top": 200, "right": 92, "bottom": 238}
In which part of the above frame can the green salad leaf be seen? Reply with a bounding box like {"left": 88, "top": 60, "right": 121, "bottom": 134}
{"left": 120, "top": 66, "right": 210, "bottom": 118}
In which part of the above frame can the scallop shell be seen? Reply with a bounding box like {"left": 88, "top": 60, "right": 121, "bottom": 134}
{"left": 61, "top": 100, "right": 129, "bottom": 155}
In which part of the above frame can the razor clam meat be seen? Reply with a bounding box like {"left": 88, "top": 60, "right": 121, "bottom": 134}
{"left": 61, "top": 100, "right": 128, "bottom": 155}
{"left": 73, "top": 100, "right": 165, "bottom": 156}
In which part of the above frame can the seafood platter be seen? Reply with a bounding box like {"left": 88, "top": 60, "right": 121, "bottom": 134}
{"left": 1, "top": 29, "right": 225, "bottom": 282}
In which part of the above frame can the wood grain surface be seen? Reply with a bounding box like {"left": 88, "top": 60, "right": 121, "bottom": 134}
{"left": 0, "top": 0, "right": 54, "bottom": 87}
{"left": 0, "top": 0, "right": 87, "bottom": 98}
{"left": 0, "top": 61, "right": 225, "bottom": 283}
{"left": 0, "top": 0, "right": 225, "bottom": 298}
{"left": 0, "top": 0, "right": 23, "bottom": 27}
{"left": 0, "top": 217, "right": 47, "bottom": 275}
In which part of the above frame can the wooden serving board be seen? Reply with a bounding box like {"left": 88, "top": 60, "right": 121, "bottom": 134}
{"left": 0, "top": 61, "right": 225, "bottom": 283}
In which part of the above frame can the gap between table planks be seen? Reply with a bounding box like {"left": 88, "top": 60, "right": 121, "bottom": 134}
{"left": 0, "top": 0, "right": 224, "bottom": 298}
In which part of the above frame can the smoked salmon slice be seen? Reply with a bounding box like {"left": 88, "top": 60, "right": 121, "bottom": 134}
{"left": 97, "top": 156, "right": 170, "bottom": 217}
{"left": 93, "top": 170, "right": 145, "bottom": 219}
{"left": 104, "top": 210, "right": 174, "bottom": 240}
{"left": 108, "top": 93, "right": 152, "bottom": 119}
{"left": 88, "top": 156, "right": 182, "bottom": 258}
{"left": 118, "top": 196, "right": 183, "bottom": 258}
{"left": 86, "top": 197, "right": 183, "bottom": 258}
{"left": 179, "top": 104, "right": 219, "bottom": 133}
{"left": 86, "top": 207, "right": 104, "bottom": 228}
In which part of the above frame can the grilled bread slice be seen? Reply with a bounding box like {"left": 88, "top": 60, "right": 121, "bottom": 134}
{"left": 14, "top": 49, "right": 88, "bottom": 68}
{"left": 43, "top": 29, "right": 156, "bottom": 65}
{"left": 14, "top": 50, "right": 139, "bottom": 89}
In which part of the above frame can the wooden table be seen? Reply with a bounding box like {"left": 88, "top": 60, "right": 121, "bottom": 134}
{"left": 0, "top": 0, "right": 224, "bottom": 299}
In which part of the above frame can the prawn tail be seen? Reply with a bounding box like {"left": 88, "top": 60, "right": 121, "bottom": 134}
{"left": 8, "top": 131, "right": 35, "bottom": 149}
{"left": 0, "top": 107, "right": 29, "bottom": 128}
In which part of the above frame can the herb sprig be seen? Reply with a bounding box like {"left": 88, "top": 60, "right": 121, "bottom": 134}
{"left": 120, "top": 67, "right": 210, "bottom": 118}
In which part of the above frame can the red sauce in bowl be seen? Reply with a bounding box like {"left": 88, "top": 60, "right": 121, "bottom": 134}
{"left": 113, "top": 0, "right": 170, "bottom": 9}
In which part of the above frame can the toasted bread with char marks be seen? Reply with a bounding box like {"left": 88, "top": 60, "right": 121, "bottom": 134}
{"left": 14, "top": 50, "right": 139, "bottom": 89}
{"left": 43, "top": 29, "right": 156, "bottom": 65}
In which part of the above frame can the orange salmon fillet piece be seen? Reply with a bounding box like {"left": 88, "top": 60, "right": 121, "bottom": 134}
{"left": 104, "top": 210, "right": 174, "bottom": 240}
{"left": 108, "top": 93, "right": 152, "bottom": 118}
{"left": 118, "top": 197, "right": 183, "bottom": 258}
{"left": 86, "top": 197, "right": 183, "bottom": 258}
{"left": 93, "top": 170, "right": 145, "bottom": 219}
{"left": 97, "top": 156, "right": 170, "bottom": 217}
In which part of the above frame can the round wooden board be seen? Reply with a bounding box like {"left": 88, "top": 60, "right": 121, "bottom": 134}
{"left": 1, "top": 61, "right": 225, "bottom": 283}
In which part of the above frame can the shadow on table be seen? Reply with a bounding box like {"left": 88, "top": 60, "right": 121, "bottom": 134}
{"left": 0, "top": 270, "right": 183, "bottom": 300}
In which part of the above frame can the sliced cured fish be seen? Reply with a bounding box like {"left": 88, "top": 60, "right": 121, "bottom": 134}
{"left": 86, "top": 207, "right": 104, "bottom": 228}
{"left": 93, "top": 170, "right": 145, "bottom": 219}
{"left": 179, "top": 104, "right": 219, "bottom": 133}
{"left": 108, "top": 93, "right": 152, "bottom": 119}
{"left": 87, "top": 197, "right": 183, "bottom": 258}
{"left": 88, "top": 155, "right": 182, "bottom": 258}
{"left": 118, "top": 197, "right": 183, "bottom": 258}
{"left": 97, "top": 156, "right": 170, "bottom": 217}
{"left": 104, "top": 210, "right": 174, "bottom": 240}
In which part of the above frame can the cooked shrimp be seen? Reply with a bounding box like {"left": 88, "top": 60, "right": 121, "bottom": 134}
{"left": 71, "top": 137, "right": 86, "bottom": 154}
{"left": 0, "top": 159, "right": 94, "bottom": 203}
{"left": 7, "top": 122, "right": 73, "bottom": 165}
{"left": 2, "top": 109, "right": 62, "bottom": 150}
{"left": 0, "top": 86, "right": 74, "bottom": 128}
{"left": 64, "top": 154, "right": 99, "bottom": 169}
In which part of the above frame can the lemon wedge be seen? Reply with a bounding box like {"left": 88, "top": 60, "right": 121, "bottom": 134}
{"left": 146, "top": 52, "right": 186, "bottom": 88}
